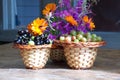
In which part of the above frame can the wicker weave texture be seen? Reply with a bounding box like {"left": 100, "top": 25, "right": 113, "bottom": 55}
{"left": 50, "top": 48, "right": 64, "bottom": 62}
{"left": 20, "top": 48, "right": 50, "bottom": 69}
{"left": 54, "top": 40, "right": 106, "bottom": 48}
{"left": 64, "top": 47, "right": 97, "bottom": 69}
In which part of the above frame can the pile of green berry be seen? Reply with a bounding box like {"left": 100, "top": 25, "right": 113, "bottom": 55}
{"left": 14, "top": 30, "right": 51, "bottom": 45}
{"left": 59, "top": 30, "right": 102, "bottom": 43}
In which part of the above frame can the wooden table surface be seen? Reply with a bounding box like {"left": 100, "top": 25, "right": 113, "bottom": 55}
{"left": 0, "top": 43, "right": 120, "bottom": 80}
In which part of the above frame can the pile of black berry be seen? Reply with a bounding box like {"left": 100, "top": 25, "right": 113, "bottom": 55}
{"left": 14, "top": 30, "right": 51, "bottom": 45}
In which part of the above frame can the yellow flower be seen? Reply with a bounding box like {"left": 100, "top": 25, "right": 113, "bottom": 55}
{"left": 83, "top": 15, "right": 95, "bottom": 30}
{"left": 65, "top": 15, "right": 78, "bottom": 26}
{"left": 27, "top": 18, "right": 48, "bottom": 36}
{"left": 42, "top": 3, "right": 56, "bottom": 16}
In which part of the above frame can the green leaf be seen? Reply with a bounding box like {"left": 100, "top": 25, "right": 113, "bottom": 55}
{"left": 50, "top": 30, "right": 60, "bottom": 35}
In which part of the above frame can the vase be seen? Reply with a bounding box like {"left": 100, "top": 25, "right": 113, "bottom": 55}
{"left": 54, "top": 40, "right": 105, "bottom": 69}
{"left": 14, "top": 44, "right": 51, "bottom": 70}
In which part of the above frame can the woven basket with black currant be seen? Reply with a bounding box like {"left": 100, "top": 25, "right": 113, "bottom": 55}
{"left": 14, "top": 18, "right": 52, "bottom": 69}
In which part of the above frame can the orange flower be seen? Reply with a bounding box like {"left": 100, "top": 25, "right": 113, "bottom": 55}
{"left": 42, "top": 3, "right": 56, "bottom": 16}
{"left": 65, "top": 15, "right": 78, "bottom": 26}
{"left": 83, "top": 15, "right": 92, "bottom": 23}
{"left": 27, "top": 18, "right": 48, "bottom": 36}
{"left": 90, "top": 22, "right": 95, "bottom": 30}
{"left": 83, "top": 15, "right": 95, "bottom": 30}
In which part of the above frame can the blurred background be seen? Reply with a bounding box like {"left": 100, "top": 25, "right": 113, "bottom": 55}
{"left": 0, "top": 0, "right": 120, "bottom": 49}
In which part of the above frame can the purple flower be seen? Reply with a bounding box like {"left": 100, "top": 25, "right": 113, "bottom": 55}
{"left": 55, "top": 10, "right": 70, "bottom": 18}
{"left": 45, "top": 0, "right": 95, "bottom": 40}
{"left": 48, "top": 34, "right": 57, "bottom": 40}
{"left": 76, "top": 0, "right": 83, "bottom": 7}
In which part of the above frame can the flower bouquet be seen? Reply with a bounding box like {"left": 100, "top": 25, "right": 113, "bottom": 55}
{"left": 42, "top": 0, "right": 105, "bottom": 69}
{"left": 14, "top": 18, "right": 52, "bottom": 69}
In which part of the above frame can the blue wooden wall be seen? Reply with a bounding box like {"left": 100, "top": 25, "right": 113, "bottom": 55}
{"left": 0, "top": 0, "right": 3, "bottom": 29}
{"left": 16, "top": 0, "right": 40, "bottom": 26}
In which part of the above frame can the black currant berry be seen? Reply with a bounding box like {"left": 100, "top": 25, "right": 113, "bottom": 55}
{"left": 18, "top": 30, "right": 25, "bottom": 36}
{"left": 14, "top": 39, "right": 22, "bottom": 44}
{"left": 35, "top": 41, "right": 41, "bottom": 45}
{"left": 45, "top": 39, "right": 50, "bottom": 44}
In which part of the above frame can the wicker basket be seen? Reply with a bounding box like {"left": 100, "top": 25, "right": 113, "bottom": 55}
{"left": 14, "top": 44, "right": 52, "bottom": 70}
{"left": 54, "top": 40, "right": 105, "bottom": 69}
{"left": 50, "top": 44, "right": 65, "bottom": 62}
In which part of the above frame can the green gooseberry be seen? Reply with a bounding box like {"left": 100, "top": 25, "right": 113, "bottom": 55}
{"left": 70, "top": 30, "right": 77, "bottom": 36}
{"left": 76, "top": 34, "right": 83, "bottom": 40}
{"left": 59, "top": 36, "right": 65, "bottom": 41}
{"left": 28, "top": 40, "right": 35, "bottom": 45}
{"left": 77, "top": 31, "right": 84, "bottom": 35}
{"left": 91, "top": 37, "right": 97, "bottom": 42}
{"left": 91, "top": 34, "right": 97, "bottom": 38}
{"left": 81, "top": 37, "right": 87, "bottom": 42}
{"left": 74, "top": 39, "right": 79, "bottom": 43}
{"left": 96, "top": 36, "right": 102, "bottom": 42}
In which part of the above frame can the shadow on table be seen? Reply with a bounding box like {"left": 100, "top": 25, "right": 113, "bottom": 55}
{"left": 0, "top": 59, "right": 69, "bottom": 69}
{"left": 93, "top": 48, "right": 120, "bottom": 74}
